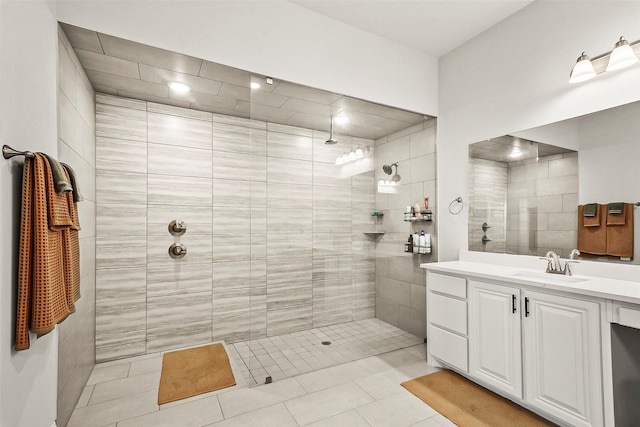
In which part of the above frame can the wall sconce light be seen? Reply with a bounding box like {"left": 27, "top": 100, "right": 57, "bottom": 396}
{"left": 569, "top": 36, "right": 640, "bottom": 84}
{"left": 335, "top": 146, "right": 370, "bottom": 165}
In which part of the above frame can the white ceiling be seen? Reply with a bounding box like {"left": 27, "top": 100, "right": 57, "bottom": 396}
{"left": 291, "top": 0, "right": 534, "bottom": 57}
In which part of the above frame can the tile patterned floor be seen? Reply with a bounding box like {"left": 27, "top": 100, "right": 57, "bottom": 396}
{"left": 68, "top": 319, "right": 454, "bottom": 427}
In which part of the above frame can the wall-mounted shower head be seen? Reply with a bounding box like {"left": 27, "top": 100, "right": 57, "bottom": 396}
{"left": 382, "top": 163, "right": 401, "bottom": 182}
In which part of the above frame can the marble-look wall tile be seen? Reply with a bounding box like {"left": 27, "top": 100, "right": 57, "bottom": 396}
{"left": 213, "top": 122, "right": 266, "bottom": 155}
{"left": 267, "top": 158, "right": 312, "bottom": 185}
{"left": 148, "top": 174, "right": 213, "bottom": 206}
{"left": 312, "top": 257, "right": 353, "bottom": 327}
{"left": 313, "top": 185, "right": 351, "bottom": 209}
{"left": 212, "top": 243, "right": 252, "bottom": 263}
{"left": 148, "top": 112, "right": 213, "bottom": 150}
{"left": 268, "top": 132, "right": 313, "bottom": 161}
{"left": 96, "top": 170, "right": 146, "bottom": 204}
{"left": 96, "top": 102, "right": 147, "bottom": 141}
{"left": 96, "top": 204, "right": 146, "bottom": 237}
{"left": 148, "top": 143, "right": 212, "bottom": 178}
{"left": 96, "top": 267, "right": 146, "bottom": 301}
{"left": 267, "top": 183, "right": 313, "bottom": 209}
{"left": 267, "top": 208, "right": 313, "bottom": 235}
{"left": 267, "top": 306, "right": 312, "bottom": 337}
{"left": 212, "top": 150, "right": 266, "bottom": 182}
{"left": 212, "top": 178, "right": 252, "bottom": 207}
{"left": 146, "top": 292, "right": 213, "bottom": 353}
{"left": 96, "top": 235, "right": 147, "bottom": 269}
{"left": 313, "top": 162, "right": 352, "bottom": 188}
{"left": 95, "top": 95, "right": 382, "bottom": 358}
{"left": 96, "top": 298, "right": 146, "bottom": 362}
{"left": 96, "top": 137, "right": 146, "bottom": 173}
{"left": 212, "top": 207, "right": 251, "bottom": 236}
{"left": 147, "top": 263, "right": 213, "bottom": 297}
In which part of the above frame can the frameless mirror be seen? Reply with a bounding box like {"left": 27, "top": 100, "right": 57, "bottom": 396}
{"left": 469, "top": 99, "right": 640, "bottom": 264}
{"left": 468, "top": 136, "right": 578, "bottom": 257}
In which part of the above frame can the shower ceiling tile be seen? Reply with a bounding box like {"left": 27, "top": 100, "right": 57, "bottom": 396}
{"left": 139, "top": 64, "right": 223, "bottom": 95}
{"left": 176, "top": 90, "right": 239, "bottom": 111}
{"left": 236, "top": 101, "right": 297, "bottom": 123}
{"left": 59, "top": 23, "right": 104, "bottom": 54}
{"left": 332, "top": 96, "right": 388, "bottom": 115}
{"left": 76, "top": 49, "right": 140, "bottom": 79}
{"left": 218, "top": 82, "right": 251, "bottom": 102}
{"left": 272, "top": 81, "right": 341, "bottom": 105}
{"left": 99, "top": 33, "right": 202, "bottom": 75}
{"left": 199, "top": 60, "right": 252, "bottom": 87}
{"left": 279, "top": 97, "right": 338, "bottom": 117}
{"left": 147, "top": 101, "right": 212, "bottom": 121}
{"left": 61, "top": 24, "right": 431, "bottom": 140}
{"left": 88, "top": 69, "right": 168, "bottom": 98}
{"left": 117, "top": 89, "right": 191, "bottom": 110}
{"left": 250, "top": 90, "right": 289, "bottom": 108}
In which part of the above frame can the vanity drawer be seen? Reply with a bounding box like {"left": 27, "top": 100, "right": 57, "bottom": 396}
{"left": 428, "top": 324, "right": 468, "bottom": 372}
{"left": 429, "top": 292, "right": 467, "bottom": 335}
{"left": 428, "top": 272, "right": 467, "bottom": 298}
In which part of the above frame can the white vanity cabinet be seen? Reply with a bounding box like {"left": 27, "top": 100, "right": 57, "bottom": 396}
{"left": 429, "top": 272, "right": 605, "bottom": 427}
{"left": 468, "top": 280, "right": 523, "bottom": 399}
{"left": 523, "top": 290, "right": 602, "bottom": 427}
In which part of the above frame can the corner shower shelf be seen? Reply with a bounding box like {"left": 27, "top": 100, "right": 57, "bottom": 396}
{"left": 404, "top": 218, "right": 432, "bottom": 222}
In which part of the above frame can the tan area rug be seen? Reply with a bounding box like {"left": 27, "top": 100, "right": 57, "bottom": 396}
{"left": 402, "top": 370, "right": 555, "bottom": 427}
{"left": 158, "top": 343, "right": 236, "bottom": 405}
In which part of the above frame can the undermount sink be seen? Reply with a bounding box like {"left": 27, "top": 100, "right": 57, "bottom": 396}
{"left": 510, "top": 270, "right": 589, "bottom": 284}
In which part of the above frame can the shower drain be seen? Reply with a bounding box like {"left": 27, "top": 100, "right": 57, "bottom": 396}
{"left": 321, "top": 341, "right": 332, "bottom": 345}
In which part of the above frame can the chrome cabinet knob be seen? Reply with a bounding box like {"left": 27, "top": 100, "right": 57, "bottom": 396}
{"left": 169, "top": 242, "right": 187, "bottom": 259}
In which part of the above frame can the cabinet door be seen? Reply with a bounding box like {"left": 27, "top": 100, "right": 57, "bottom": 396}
{"left": 469, "top": 280, "right": 523, "bottom": 399}
{"left": 523, "top": 290, "right": 602, "bottom": 427}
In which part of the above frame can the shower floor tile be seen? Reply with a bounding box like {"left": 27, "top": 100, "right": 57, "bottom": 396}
{"left": 230, "top": 318, "right": 423, "bottom": 386}
{"left": 69, "top": 318, "right": 443, "bottom": 427}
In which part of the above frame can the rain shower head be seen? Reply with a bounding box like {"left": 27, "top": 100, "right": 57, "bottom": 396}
{"left": 325, "top": 116, "right": 338, "bottom": 145}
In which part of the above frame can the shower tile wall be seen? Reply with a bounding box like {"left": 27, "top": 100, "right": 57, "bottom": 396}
{"left": 468, "top": 158, "right": 507, "bottom": 253}
{"left": 95, "top": 94, "right": 376, "bottom": 361}
{"left": 57, "top": 26, "right": 97, "bottom": 427}
{"left": 507, "top": 152, "right": 578, "bottom": 257}
{"left": 374, "top": 119, "right": 437, "bottom": 339}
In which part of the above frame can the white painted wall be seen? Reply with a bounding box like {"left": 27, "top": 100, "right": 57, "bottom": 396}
{"left": 438, "top": 1, "right": 640, "bottom": 260}
{"left": 56, "top": 0, "right": 438, "bottom": 116}
{"left": 0, "top": 2, "right": 59, "bottom": 427}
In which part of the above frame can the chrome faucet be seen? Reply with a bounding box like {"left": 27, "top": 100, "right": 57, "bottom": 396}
{"left": 564, "top": 249, "right": 581, "bottom": 276}
{"left": 545, "top": 250, "right": 561, "bottom": 273}
{"left": 539, "top": 249, "right": 580, "bottom": 276}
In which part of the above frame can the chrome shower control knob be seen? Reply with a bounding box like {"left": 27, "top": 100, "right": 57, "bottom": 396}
{"left": 168, "top": 220, "right": 187, "bottom": 236}
{"left": 169, "top": 242, "right": 187, "bottom": 259}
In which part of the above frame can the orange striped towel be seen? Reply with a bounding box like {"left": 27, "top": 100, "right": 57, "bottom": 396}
{"left": 15, "top": 154, "right": 81, "bottom": 351}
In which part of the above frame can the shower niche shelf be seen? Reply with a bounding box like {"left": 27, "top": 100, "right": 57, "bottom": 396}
{"left": 363, "top": 231, "right": 385, "bottom": 236}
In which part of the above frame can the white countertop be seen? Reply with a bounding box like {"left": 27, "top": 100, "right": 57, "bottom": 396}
{"left": 421, "top": 260, "right": 640, "bottom": 305}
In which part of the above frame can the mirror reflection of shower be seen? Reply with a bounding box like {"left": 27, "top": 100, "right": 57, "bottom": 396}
{"left": 468, "top": 136, "right": 577, "bottom": 256}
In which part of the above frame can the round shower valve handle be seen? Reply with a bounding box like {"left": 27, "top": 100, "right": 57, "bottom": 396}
{"left": 169, "top": 242, "right": 187, "bottom": 259}
{"left": 168, "top": 220, "right": 187, "bottom": 236}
